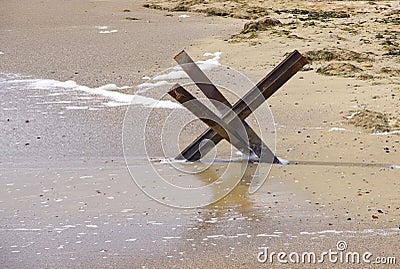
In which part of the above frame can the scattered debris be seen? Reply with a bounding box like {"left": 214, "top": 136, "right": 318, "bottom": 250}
{"left": 384, "top": 50, "right": 400, "bottom": 56}
{"left": 304, "top": 48, "right": 371, "bottom": 63}
{"left": 144, "top": 1, "right": 269, "bottom": 19}
{"left": 301, "top": 65, "right": 314, "bottom": 71}
{"left": 125, "top": 17, "right": 141, "bottom": 21}
{"left": 229, "top": 17, "right": 283, "bottom": 42}
{"left": 380, "top": 67, "right": 400, "bottom": 76}
{"left": 202, "top": 7, "right": 231, "bottom": 17}
{"left": 345, "top": 109, "right": 400, "bottom": 133}
{"left": 240, "top": 17, "right": 281, "bottom": 34}
{"left": 317, "top": 62, "right": 364, "bottom": 78}
{"left": 275, "top": 8, "right": 350, "bottom": 21}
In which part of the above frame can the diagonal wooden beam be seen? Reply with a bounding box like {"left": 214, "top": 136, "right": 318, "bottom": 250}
{"left": 176, "top": 50, "right": 308, "bottom": 163}
{"left": 174, "top": 50, "right": 278, "bottom": 163}
{"left": 168, "top": 84, "right": 253, "bottom": 156}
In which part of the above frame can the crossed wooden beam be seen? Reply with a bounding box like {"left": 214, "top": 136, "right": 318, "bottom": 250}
{"left": 168, "top": 50, "right": 308, "bottom": 164}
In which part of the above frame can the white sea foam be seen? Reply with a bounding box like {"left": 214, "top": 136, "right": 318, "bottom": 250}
{"left": 231, "top": 151, "right": 259, "bottom": 162}
{"left": 163, "top": 236, "right": 182, "bottom": 239}
{"left": 120, "top": 208, "right": 133, "bottom": 213}
{"left": 300, "top": 228, "right": 399, "bottom": 236}
{"left": 329, "top": 127, "right": 347, "bottom": 132}
{"left": 62, "top": 225, "right": 76, "bottom": 228}
{"left": 137, "top": 80, "right": 173, "bottom": 89}
{"left": 66, "top": 106, "right": 89, "bottom": 110}
{"left": 99, "top": 30, "right": 118, "bottom": 34}
{"left": 47, "top": 92, "right": 65, "bottom": 96}
{"left": 105, "top": 95, "right": 180, "bottom": 109}
{"left": 79, "top": 175, "right": 93, "bottom": 179}
{"left": 152, "top": 69, "right": 188, "bottom": 81}
{"left": 346, "top": 111, "right": 359, "bottom": 120}
{"left": 277, "top": 157, "right": 289, "bottom": 165}
{"left": 206, "top": 234, "right": 224, "bottom": 239}
{"left": 201, "top": 52, "right": 222, "bottom": 66}
{"left": 0, "top": 51, "right": 4, "bottom": 55}
{"left": 95, "top": 26, "right": 118, "bottom": 33}
{"left": 36, "top": 101, "right": 72, "bottom": 105}
{"left": 256, "top": 234, "right": 280, "bottom": 237}
{"left": 178, "top": 15, "right": 190, "bottom": 18}
{"left": 138, "top": 52, "right": 222, "bottom": 90}
{"left": 300, "top": 229, "right": 344, "bottom": 235}
{"left": 0, "top": 228, "right": 42, "bottom": 231}
{"left": 130, "top": 95, "right": 181, "bottom": 109}
{"left": 6, "top": 77, "right": 180, "bottom": 109}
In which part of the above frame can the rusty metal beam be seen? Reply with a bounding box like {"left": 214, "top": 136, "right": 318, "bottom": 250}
{"left": 176, "top": 50, "right": 308, "bottom": 162}
{"left": 174, "top": 50, "right": 231, "bottom": 111}
{"left": 168, "top": 84, "right": 253, "bottom": 155}
{"left": 174, "top": 50, "right": 278, "bottom": 163}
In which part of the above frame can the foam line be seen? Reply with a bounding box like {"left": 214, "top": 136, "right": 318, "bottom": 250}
{"left": 99, "top": 30, "right": 118, "bottom": 34}
{"left": 138, "top": 52, "right": 222, "bottom": 90}
{"left": 6, "top": 76, "right": 181, "bottom": 109}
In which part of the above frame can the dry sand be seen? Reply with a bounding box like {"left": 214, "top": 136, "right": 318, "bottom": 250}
{"left": 1, "top": 0, "right": 400, "bottom": 268}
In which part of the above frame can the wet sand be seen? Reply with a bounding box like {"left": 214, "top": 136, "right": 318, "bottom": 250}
{"left": 1, "top": 0, "right": 400, "bottom": 268}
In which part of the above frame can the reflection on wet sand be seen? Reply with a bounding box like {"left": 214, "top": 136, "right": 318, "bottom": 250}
{"left": 189, "top": 162, "right": 265, "bottom": 228}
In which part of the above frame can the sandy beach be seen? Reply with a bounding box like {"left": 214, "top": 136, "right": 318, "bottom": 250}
{"left": 1, "top": 0, "right": 400, "bottom": 268}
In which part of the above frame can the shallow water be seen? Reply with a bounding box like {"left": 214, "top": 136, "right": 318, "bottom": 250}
{"left": 2, "top": 61, "right": 400, "bottom": 267}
